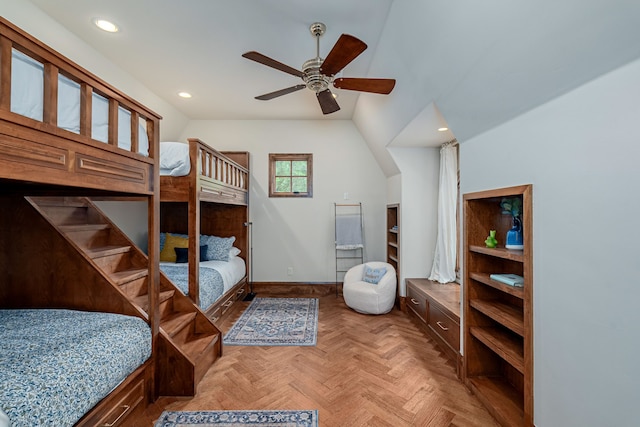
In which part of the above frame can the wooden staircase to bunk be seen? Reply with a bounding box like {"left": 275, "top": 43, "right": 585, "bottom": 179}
{"left": 26, "top": 196, "right": 221, "bottom": 397}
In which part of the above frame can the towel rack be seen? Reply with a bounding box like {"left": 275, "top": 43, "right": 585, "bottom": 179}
{"left": 334, "top": 203, "right": 364, "bottom": 296}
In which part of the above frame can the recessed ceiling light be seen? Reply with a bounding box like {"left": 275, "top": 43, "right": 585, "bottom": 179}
{"left": 93, "top": 18, "right": 119, "bottom": 33}
{"left": 178, "top": 92, "right": 192, "bottom": 99}
{"left": 438, "top": 127, "right": 449, "bottom": 132}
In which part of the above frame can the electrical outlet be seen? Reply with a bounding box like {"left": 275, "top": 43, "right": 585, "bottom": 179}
{"left": 287, "top": 267, "right": 294, "bottom": 275}
{"left": 343, "top": 192, "right": 349, "bottom": 200}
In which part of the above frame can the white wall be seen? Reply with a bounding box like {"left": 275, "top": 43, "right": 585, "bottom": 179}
{"left": 386, "top": 173, "right": 401, "bottom": 205}
{"left": 94, "top": 201, "right": 148, "bottom": 251}
{"left": 181, "top": 120, "right": 387, "bottom": 282}
{"left": 388, "top": 147, "right": 440, "bottom": 295}
{"left": 460, "top": 59, "right": 640, "bottom": 427}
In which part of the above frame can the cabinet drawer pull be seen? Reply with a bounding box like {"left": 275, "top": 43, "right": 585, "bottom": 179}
{"left": 410, "top": 298, "right": 420, "bottom": 305}
{"left": 101, "top": 405, "right": 131, "bottom": 427}
{"left": 223, "top": 300, "right": 234, "bottom": 307}
{"left": 436, "top": 321, "right": 449, "bottom": 331}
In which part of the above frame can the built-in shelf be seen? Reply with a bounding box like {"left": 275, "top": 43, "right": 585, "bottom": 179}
{"left": 386, "top": 204, "right": 400, "bottom": 309}
{"left": 463, "top": 184, "right": 533, "bottom": 427}
{"left": 468, "top": 377, "right": 524, "bottom": 427}
{"left": 470, "top": 299, "right": 524, "bottom": 336}
{"left": 469, "top": 245, "right": 524, "bottom": 262}
{"left": 470, "top": 327, "right": 524, "bottom": 374}
{"left": 469, "top": 272, "right": 524, "bottom": 299}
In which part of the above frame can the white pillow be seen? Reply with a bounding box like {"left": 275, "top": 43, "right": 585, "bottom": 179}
{"left": 160, "top": 142, "right": 190, "bottom": 169}
{"left": 229, "top": 246, "right": 241, "bottom": 258}
{"left": 0, "top": 407, "right": 10, "bottom": 427}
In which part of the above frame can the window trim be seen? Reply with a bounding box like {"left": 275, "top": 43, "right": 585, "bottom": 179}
{"left": 269, "top": 153, "right": 313, "bottom": 198}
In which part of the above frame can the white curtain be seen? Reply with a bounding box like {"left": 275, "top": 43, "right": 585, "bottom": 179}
{"left": 428, "top": 141, "right": 458, "bottom": 283}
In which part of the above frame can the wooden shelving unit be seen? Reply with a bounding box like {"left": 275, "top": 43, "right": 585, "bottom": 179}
{"left": 386, "top": 204, "right": 400, "bottom": 309}
{"left": 463, "top": 185, "right": 533, "bottom": 427}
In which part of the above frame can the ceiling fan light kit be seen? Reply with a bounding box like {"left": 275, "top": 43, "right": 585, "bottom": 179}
{"left": 242, "top": 22, "right": 395, "bottom": 115}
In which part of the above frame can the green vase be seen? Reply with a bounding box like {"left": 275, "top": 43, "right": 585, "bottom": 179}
{"left": 485, "top": 230, "right": 498, "bottom": 248}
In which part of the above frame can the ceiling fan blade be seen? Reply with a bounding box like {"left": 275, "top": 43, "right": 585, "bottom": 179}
{"left": 320, "top": 34, "right": 367, "bottom": 76}
{"left": 334, "top": 77, "right": 396, "bottom": 94}
{"left": 255, "top": 85, "right": 307, "bottom": 100}
{"left": 316, "top": 89, "right": 340, "bottom": 115}
{"left": 242, "top": 51, "right": 305, "bottom": 78}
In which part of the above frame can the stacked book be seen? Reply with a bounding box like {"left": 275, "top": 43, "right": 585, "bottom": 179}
{"left": 489, "top": 273, "right": 524, "bottom": 287}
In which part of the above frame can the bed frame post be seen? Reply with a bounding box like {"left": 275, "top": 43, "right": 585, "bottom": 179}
{"left": 0, "top": 36, "right": 11, "bottom": 110}
{"left": 188, "top": 139, "right": 200, "bottom": 306}
{"left": 148, "top": 115, "right": 161, "bottom": 402}
{"left": 43, "top": 63, "right": 58, "bottom": 126}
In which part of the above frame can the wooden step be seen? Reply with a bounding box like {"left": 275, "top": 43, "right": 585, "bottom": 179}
{"left": 59, "top": 223, "right": 110, "bottom": 232}
{"left": 192, "top": 334, "right": 221, "bottom": 384}
{"left": 182, "top": 332, "right": 219, "bottom": 361}
{"left": 133, "top": 290, "right": 175, "bottom": 312}
{"left": 161, "top": 311, "right": 197, "bottom": 338}
{"left": 158, "top": 290, "right": 175, "bottom": 304}
{"left": 131, "top": 294, "right": 150, "bottom": 310}
{"left": 119, "top": 276, "right": 148, "bottom": 299}
{"left": 111, "top": 268, "right": 148, "bottom": 285}
{"left": 86, "top": 245, "right": 132, "bottom": 259}
{"left": 58, "top": 224, "right": 113, "bottom": 250}
{"left": 41, "top": 207, "right": 90, "bottom": 226}
{"left": 29, "top": 196, "right": 88, "bottom": 208}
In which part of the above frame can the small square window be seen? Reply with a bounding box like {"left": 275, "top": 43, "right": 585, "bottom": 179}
{"left": 269, "top": 153, "right": 313, "bottom": 197}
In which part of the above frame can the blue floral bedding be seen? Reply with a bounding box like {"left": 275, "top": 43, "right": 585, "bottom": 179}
{"left": 0, "top": 309, "right": 151, "bottom": 427}
{"left": 160, "top": 263, "right": 224, "bottom": 311}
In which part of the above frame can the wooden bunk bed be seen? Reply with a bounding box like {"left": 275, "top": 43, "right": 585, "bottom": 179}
{"left": 0, "top": 17, "right": 221, "bottom": 426}
{"left": 160, "top": 138, "right": 250, "bottom": 323}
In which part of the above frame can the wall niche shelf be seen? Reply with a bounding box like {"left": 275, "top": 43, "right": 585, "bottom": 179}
{"left": 386, "top": 204, "right": 400, "bottom": 309}
{"left": 463, "top": 184, "right": 533, "bottom": 427}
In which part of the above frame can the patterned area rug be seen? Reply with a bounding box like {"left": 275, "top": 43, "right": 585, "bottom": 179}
{"left": 154, "top": 410, "right": 318, "bottom": 426}
{"left": 223, "top": 298, "right": 318, "bottom": 346}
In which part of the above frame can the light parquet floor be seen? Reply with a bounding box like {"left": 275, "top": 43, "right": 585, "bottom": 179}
{"left": 131, "top": 294, "right": 499, "bottom": 426}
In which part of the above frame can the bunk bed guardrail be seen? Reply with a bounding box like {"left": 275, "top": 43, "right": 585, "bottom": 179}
{"left": 0, "top": 17, "right": 161, "bottom": 194}
{"left": 190, "top": 138, "right": 249, "bottom": 204}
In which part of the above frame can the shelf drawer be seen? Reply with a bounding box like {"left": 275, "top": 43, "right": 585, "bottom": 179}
{"left": 406, "top": 284, "right": 427, "bottom": 323}
{"left": 428, "top": 302, "right": 460, "bottom": 352}
{"left": 209, "top": 304, "right": 222, "bottom": 323}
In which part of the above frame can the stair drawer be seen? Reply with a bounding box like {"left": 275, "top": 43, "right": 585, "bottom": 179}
{"left": 76, "top": 364, "right": 146, "bottom": 427}
{"left": 406, "top": 283, "right": 427, "bottom": 323}
{"left": 427, "top": 302, "right": 460, "bottom": 352}
{"left": 96, "top": 378, "right": 143, "bottom": 426}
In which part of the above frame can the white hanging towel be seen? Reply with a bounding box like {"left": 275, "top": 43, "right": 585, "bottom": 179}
{"left": 336, "top": 214, "right": 363, "bottom": 249}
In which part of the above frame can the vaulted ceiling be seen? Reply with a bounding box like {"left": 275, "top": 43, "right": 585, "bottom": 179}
{"left": 27, "top": 0, "right": 640, "bottom": 174}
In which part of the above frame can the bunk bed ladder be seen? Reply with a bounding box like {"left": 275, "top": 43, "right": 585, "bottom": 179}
{"left": 335, "top": 203, "right": 364, "bottom": 296}
{"left": 25, "top": 196, "right": 222, "bottom": 397}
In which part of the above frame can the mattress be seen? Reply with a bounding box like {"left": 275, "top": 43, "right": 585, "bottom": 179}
{"left": 160, "top": 256, "right": 246, "bottom": 310}
{"left": 10, "top": 49, "right": 149, "bottom": 156}
{"left": 0, "top": 309, "right": 151, "bottom": 427}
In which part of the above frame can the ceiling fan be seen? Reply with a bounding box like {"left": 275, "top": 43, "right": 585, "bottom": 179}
{"left": 242, "top": 22, "right": 396, "bottom": 115}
